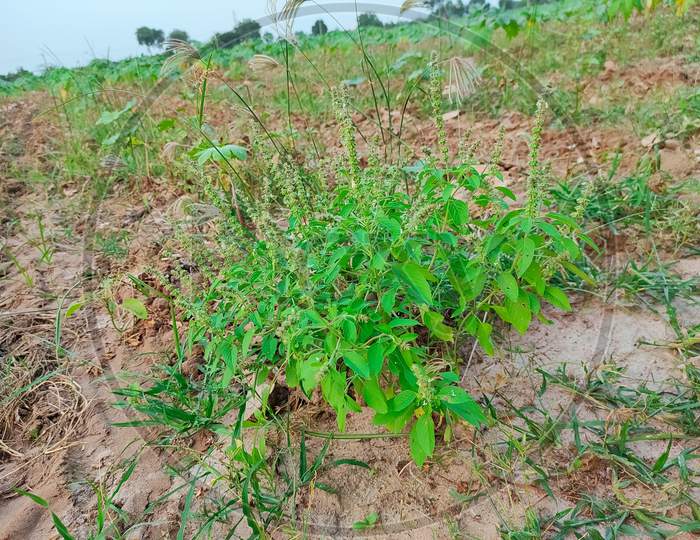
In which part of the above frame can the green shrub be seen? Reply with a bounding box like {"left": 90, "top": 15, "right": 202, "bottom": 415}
{"left": 156, "top": 75, "right": 592, "bottom": 466}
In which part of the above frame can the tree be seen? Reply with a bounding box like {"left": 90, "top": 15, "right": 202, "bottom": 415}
{"left": 135, "top": 27, "right": 165, "bottom": 50}
{"left": 214, "top": 19, "right": 261, "bottom": 48}
{"left": 357, "top": 12, "right": 383, "bottom": 28}
{"left": 168, "top": 29, "right": 189, "bottom": 42}
{"left": 311, "top": 19, "right": 328, "bottom": 35}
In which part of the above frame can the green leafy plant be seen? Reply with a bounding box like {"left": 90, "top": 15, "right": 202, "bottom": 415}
{"left": 31, "top": 214, "right": 54, "bottom": 264}
{"left": 16, "top": 456, "right": 140, "bottom": 540}
{"left": 551, "top": 162, "right": 698, "bottom": 248}
{"left": 143, "top": 78, "right": 593, "bottom": 467}
{"left": 1, "top": 245, "right": 33, "bottom": 287}
{"left": 352, "top": 511, "right": 379, "bottom": 531}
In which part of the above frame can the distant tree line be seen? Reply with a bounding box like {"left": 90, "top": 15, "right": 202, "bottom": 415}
{"left": 426, "top": 0, "right": 554, "bottom": 17}
{"left": 132, "top": 0, "right": 551, "bottom": 53}
{"left": 212, "top": 19, "right": 262, "bottom": 49}
{"left": 0, "top": 68, "right": 33, "bottom": 82}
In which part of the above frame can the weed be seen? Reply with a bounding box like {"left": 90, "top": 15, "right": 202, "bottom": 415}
{"left": 94, "top": 230, "right": 130, "bottom": 259}
{"left": 1, "top": 245, "right": 33, "bottom": 287}
{"left": 608, "top": 257, "right": 698, "bottom": 316}
{"left": 126, "top": 80, "right": 594, "bottom": 468}
{"left": 17, "top": 455, "right": 148, "bottom": 540}
{"left": 551, "top": 162, "right": 698, "bottom": 249}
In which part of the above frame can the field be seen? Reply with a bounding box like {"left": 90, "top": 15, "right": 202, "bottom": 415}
{"left": 1, "top": 1, "right": 699, "bottom": 538}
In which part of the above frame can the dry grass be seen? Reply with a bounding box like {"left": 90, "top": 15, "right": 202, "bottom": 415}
{"left": 0, "top": 308, "right": 88, "bottom": 465}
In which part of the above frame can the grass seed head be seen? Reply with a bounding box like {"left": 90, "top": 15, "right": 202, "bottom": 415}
{"left": 248, "top": 54, "right": 282, "bottom": 73}
{"left": 160, "top": 39, "right": 200, "bottom": 77}
{"left": 444, "top": 56, "right": 481, "bottom": 104}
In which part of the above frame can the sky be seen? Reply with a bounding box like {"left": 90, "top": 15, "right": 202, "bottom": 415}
{"left": 1, "top": 0, "right": 426, "bottom": 74}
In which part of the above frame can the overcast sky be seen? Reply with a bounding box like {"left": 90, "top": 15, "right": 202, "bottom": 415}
{"left": 1, "top": 0, "right": 431, "bottom": 74}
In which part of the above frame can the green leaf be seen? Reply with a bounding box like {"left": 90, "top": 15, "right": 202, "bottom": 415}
{"left": 323, "top": 332, "right": 338, "bottom": 355}
{"left": 493, "top": 297, "right": 532, "bottom": 335}
{"left": 496, "top": 186, "right": 517, "bottom": 200}
{"left": 343, "top": 350, "right": 370, "bottom": 378}
{"left": 261, "top": 335, "right": 278, "bottom": 361}
{"left": 447, "top": 199, "right": 469, "bottom": 228}
{"left": 562, "top": 260, "right": 595, "bottom": 286}
{"left": 96, "top": 110, "right": 122, "bottom": 126}
{"left": 510, "top": 298, "right": 532, "bottom": 334}
{"left": 388, "top": 318, "right": 419, "bottom": 328}
{"left": 331, "top": 458, "right": 370, "bottom": 469}
{"left": 321, "top": 368, "right": 346, "bottom": 409}
{"left": 219, "top": 339, "right": 238, "bottom": 387}
{"left": 342, "top": 319, "right": 358, "bottom": 343}
{"left": 409, "top": 413, "right": 435, "bottom": 466}
{"left": 286, "top": 358, "right": 299, "bottom": 388}
{"left": 96, "top": 99, "right": 135, "bottom": 126}
{"left": 300, "top": 356, "right": 324, "bottom": 394}
{"left": 195, "top": 143, "right": 247, "bottom": 165}
{"left": 352, "top": 512, "right": 379, "bottom": 530}
{"left": 378, "top": 217, "right": 401, "bottom": 240}
{"left": 121, "top": 298, "right": 148, "bottom": 320}
{"left": 363, "top": 377, "right": 388, "bottom": 414}
{"left": 394, "top": 262, "right": 433, "bottom": 306}
{"left": 241, "top": 326, "right": 256, "bottom": 356}
{"left": 423, "top": 310, "right": 454, "bottom": 341}
{"left": 652, "top": 438, "right": 672, "bottom": 473}
{"left": 496, "top": 272, "right": 519, "bottom": 302}
{"left": 65, "top": 302, "right": 83, "bottom": 318}
{"left": 157, "top": 118, "right": 175, "bottom": 131}
{"left": 476, "top": 321, "right": 494, "bottom": 355}
{"left": 579, "top": 233, "right": 600, "bottom": 253}
{"left": 353, "top": 229, "right": 370, "bottom": 246}
{"left": 516, "top": 237, "right": 536, "bottom": 277}
{"left": 560, "top": 237, "right": 580, "bottom": 260}
{"left": 380, "top": 286, "right": 397, "bottom": 314}
{"left": 544, "top": 286, "right": 572, "bottom": 312}
{"left": 391, "top": 390, "right": 417, "bottom": 411}
{"left": 439, "top": 387, "right": 487, "bottom": 426}
{"left": 523, "top": 263, "right": 546, "bottom": 295}
{"left": 15, "top": 489, "right": 49, "bottom": 508}
{"left": 546, "top": 212, "right": 578, "bottom": 229}
{"left": 369, "top": 252, "right": 386, "bottom": 270}
{"left": 51, "top": 513, "right": 76, "bottom": 540}
{"left": 368, "top": 342, "right": 385, "bottom": 377}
